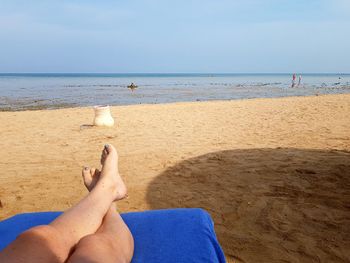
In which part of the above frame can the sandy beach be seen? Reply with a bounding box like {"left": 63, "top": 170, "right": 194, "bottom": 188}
{"left": 0, "top": 94, "right": 349, "bottom": 262}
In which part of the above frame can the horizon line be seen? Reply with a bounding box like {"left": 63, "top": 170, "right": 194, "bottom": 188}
{"left": 1, "top": 72, "right": 350, "bottom": 75}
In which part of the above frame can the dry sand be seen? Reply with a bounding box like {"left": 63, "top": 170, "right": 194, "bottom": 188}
{"left": 0, "top": 94, "right": 350, "bottom": 262}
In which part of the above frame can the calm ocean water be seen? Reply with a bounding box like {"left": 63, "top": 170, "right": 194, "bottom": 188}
{"left": 0, "top": 73, "right": 349, "bottom": 111}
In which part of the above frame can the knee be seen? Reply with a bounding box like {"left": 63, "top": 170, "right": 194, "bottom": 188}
{"left": 74, "top": 234, "right": 132, "bottom": 263}
{"left": 18, "top": 225, "right": 68, "bottom": 260}
{"left": 76, "top": 234, "right": 113, "bottom": 252}
{"left": 19, "top": 225, "right": 60, "bottom": 244}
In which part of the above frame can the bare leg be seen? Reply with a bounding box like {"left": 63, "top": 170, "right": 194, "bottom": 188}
{"left": 68, "top": 203, "right": 134, "bottom": 263}
{"left": 68, "top": 153, "right": 133, "bottom": 263}
{"left": 0, "top": 144, "right": 127, "bottom": 263}
{"left": 50, "top": 144, "right": 126, "bottom": 247}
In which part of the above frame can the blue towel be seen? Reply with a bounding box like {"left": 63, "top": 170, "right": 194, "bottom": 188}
{"left": 0, "top": 208, "right": 226, "bottom": 263}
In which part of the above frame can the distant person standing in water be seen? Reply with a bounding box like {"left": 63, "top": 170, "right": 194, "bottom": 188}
{"left": 297, "top": 75, "right": 302, "bottom": 87}
{"left": 291, "top": 74, "right": 296, "bottom": 88}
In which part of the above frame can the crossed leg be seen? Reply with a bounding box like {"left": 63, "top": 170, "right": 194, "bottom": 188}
{"left": 68, "top": 163, "right": 133, "bottom": 263}
{"left": 0, "top": 144, "right": 134, "bottom": 263}
{"left": 68, "top": 203, "right": 133, "bottom": 263}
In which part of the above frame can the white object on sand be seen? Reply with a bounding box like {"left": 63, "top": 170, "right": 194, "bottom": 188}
{"left": 93, "top": 105, "right": 115, "bottom": 127}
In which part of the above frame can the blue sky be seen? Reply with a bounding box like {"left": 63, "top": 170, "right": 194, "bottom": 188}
{"left": 0, "top": 0, "right": 349, "bottom": 73}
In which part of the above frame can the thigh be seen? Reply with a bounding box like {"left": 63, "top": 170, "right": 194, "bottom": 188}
{"left": 0, "top": 225, "right": 68, "bottom": 263}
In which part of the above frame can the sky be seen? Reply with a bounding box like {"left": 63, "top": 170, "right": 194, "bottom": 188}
{"left": 0, "top": 0, "right": 349, "bottom": 73}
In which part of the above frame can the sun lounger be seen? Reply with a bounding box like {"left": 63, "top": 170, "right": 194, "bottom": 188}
{"left": 0, "top": 208, "right": 226, "bottom": 263}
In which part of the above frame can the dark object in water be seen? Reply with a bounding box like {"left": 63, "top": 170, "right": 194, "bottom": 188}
{"left": 127, "top": 83, "right": 138, "bottom": 91}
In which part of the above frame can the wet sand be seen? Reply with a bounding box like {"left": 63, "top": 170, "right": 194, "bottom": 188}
{"left": 0, "top": 94, "right": 349, "bottom": 262}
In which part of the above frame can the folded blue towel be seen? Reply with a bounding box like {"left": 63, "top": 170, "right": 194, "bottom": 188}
{"left": 0, "top": 208, "right": 226, "bottom": 263}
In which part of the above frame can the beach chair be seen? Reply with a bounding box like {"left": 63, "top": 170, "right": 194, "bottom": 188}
{"left": 0, "top": 208, "right": 226, "bottom": 263}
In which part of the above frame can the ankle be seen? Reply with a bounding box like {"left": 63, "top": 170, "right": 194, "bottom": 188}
{"left": 94, "top": 180, "right": 117, "bottom": 200}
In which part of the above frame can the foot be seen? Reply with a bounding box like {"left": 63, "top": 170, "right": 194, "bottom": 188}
{"left": 82, "top": 167, "right": 100, "bottom": 192}
{"left": 82, "top": 144, "right": 127, "bottom": 201}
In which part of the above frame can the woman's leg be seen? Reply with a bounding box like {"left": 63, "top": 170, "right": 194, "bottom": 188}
{"left": 0, "top": 144, "right": 127, "bottom": 263}
{"left": 67, "top": 203, "right": 134, "bottom": 263}
{"left": 67, "top": 152, "right": 134, "bottom": 263}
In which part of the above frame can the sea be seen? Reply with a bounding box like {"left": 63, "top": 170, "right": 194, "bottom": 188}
{"left": 0, "top": 73, "right": 349, "bottom": 111}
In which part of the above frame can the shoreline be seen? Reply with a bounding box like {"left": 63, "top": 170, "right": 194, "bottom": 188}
{"left": 1, "top": 92, "right": 349, "bottom": 112}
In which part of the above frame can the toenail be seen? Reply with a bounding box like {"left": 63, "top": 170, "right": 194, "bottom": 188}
{"left": 84, "top": 166, "right": 89, "bottom": 170}
{"left": 104, "top": 144, "right": 109, "bottom": 149}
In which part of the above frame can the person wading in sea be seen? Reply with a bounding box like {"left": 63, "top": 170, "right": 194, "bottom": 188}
{"left": 291, "top": 74, "right": 296, "bottom": 88}
{"left": 297, "top": 75, "right": 302, "bottom": 87}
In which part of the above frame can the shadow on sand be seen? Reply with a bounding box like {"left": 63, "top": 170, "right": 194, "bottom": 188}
{"left": 146, "top": 148, "right": 350, "bottom": 263}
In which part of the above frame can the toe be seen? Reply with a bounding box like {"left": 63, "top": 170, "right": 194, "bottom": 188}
{"left": 100, "top": 145, "right": 109, "bottom": 164}
{"left": 104, "top": 144, "right": 110, "bottom": 153}
{"left": 100, "top": 152, "right": 107, "bottom": 165}
{"left": 90, "top": 168, "right": 100, "bottom": 178}
{"left": 104, "top": 144, "right": 117, "bottom": 156}
{"left": 82, "top": 166, "right": 92, "bottom": 186}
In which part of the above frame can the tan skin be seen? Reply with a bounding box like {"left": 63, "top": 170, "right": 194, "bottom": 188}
{"left": 0, "top": 144, "right": 134, "bottom": 263}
